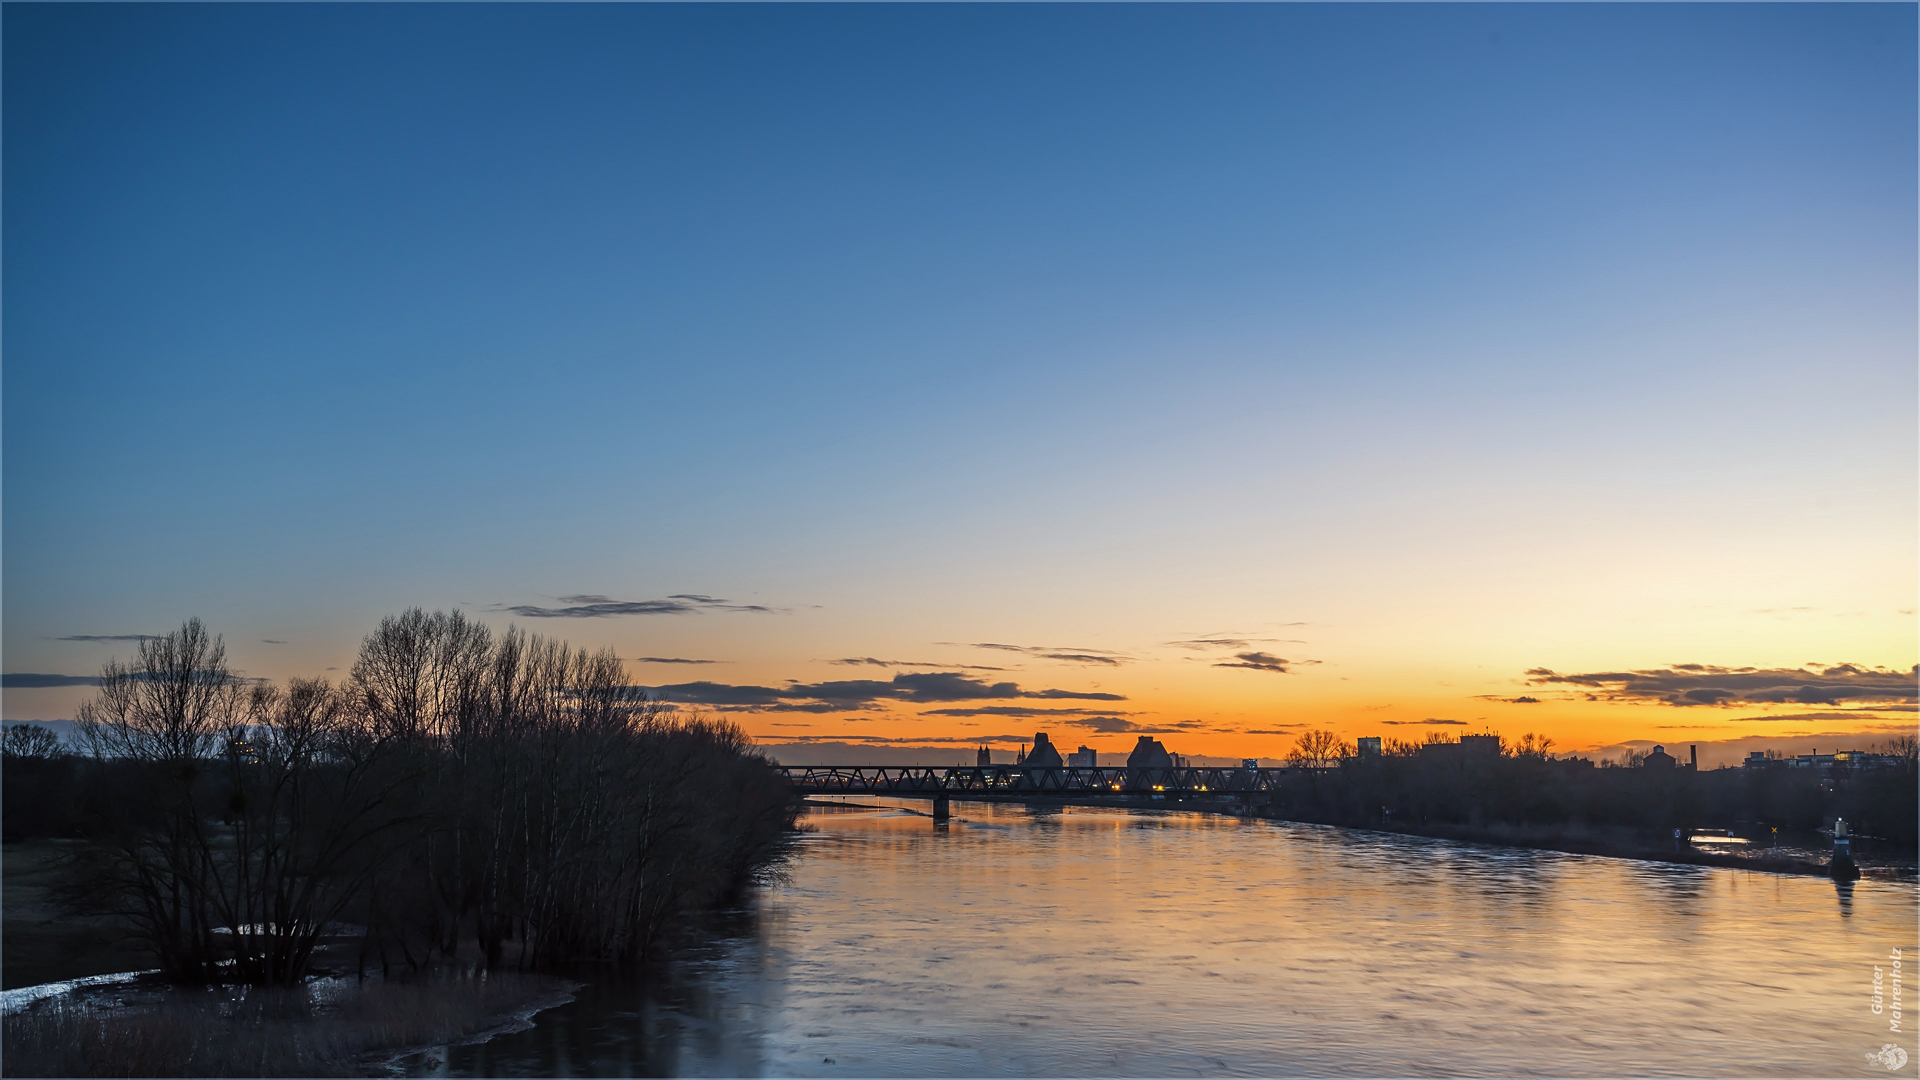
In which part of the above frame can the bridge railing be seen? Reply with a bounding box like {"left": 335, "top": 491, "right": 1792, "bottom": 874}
{"left": 776, "top": 764, "right": 1288, "bottom": 796}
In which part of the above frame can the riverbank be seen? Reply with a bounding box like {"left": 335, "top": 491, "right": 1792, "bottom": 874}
{"left": 840, "top": 794, "right": 1913, "bottom": 879}
{"left": 1284, "top": 815, "right": 1885, "bottom": 877}
{"left": 1242, "top": 800, "right": 1908, "bottom": 877}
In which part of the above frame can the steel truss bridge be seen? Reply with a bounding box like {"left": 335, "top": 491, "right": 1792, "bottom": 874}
{"left": 777, "top": 764, "right": 1289, "bottom": 819}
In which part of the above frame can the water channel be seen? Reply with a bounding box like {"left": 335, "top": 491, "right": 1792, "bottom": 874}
{"left": 407, "top": 801, "right": 1918, "bottom": 1077}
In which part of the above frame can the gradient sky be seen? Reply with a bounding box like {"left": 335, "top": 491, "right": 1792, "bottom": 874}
{"left": 5, "top": 4, "right": 1915, "bottom": 766}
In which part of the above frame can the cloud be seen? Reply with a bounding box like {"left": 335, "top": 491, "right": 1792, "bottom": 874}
{"left": 1380, "top": 718, "right": 1468, "bottom": 726}
{"left": 51, "top": 634, "right": 157, "bottom": 642}
{"left": 1063, "top": 715, "right": 1145, "bottom": 732}
{"left": 648, "top": 681, "right": 788, "bottom": 706}
{"left": 1059, "top": 717, "right": 1211, "bottom": 734}
{"left": 261, "top": 640, "right": 287, "bottom": 645}
{"left": 831, "top": 657, "right": 1007, "bottom": 671}
{"left": 632, "top": 657, "right": 722, "bottom": 665}
{"left": 1241, "top": 727, "right": 1302, "bottom": 734}
{"left": 1719, "top": 709, "right": 1917, "bottom": 723}
{"left": 921, "top": 706, "right": 1129, "bottom": 718}
{"left": 1, "top": 673, "right": 101, "bottom": 688}
{"left": 1166, "top": 636, "right": 1305, "bottom": 651}
{"left": 1213, "top": 652, "right": 1313, "bottom": 674}
{"left": 774, "top": 732, "right": 1066, "bottom": 746}
{"left": 1525, "top": 663, "right": 1918, "bottom": 708}
{"left": 1022, "top": 688, "right": 1126, "bottom": 701}
{"left": 1507, "top": 696, "right": 1540, "bottom": 704}
{"left": 954, "top": 643, "right": 1131, "bottom": 666}
{"left": 501, "top": 593, "right": 777, "bottom": 618}
{"left": 645, "top": 672, "right": 1127, "bottom": 711}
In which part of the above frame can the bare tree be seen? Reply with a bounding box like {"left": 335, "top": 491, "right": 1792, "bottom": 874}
{"left": 71, "top": 618, "right": 249, "bottom": 980}
{"left": 3, "top": 723, "right": 63, "bottom": 760}
{"left": 1511, "top": 733, "right": 1556, "bottom": 760}
{"left": 210, "top": 678, "right": 422, "bottom": 984}
{"left": 1286, "top": 729, "right": 1353, "bottom": 769}
{"left": 78, "top": 617, "right": 241, "bottom": 763}
{"left": 1876, "top": 733, "right": 1918, "bottom": 767}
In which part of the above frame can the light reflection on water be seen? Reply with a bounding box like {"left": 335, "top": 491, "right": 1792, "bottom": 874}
{"left": 412, "top": 802, "right": 1917, "bottom": 1077}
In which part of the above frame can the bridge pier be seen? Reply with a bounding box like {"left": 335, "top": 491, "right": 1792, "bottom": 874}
{"left": 932, "top": 793, "right": 950, "bottom": 821}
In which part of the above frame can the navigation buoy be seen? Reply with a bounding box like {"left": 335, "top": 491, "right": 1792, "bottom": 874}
{"left": 1831, "top": 817, "right": 1861, "bottom": 881}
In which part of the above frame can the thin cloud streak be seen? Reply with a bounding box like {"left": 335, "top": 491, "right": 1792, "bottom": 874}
{"left": 501, "top": 593, "right": 779, "bottom": 618}
{"left": 952, "top": 643, "right": 1132, "bottom": 666}
{"left": 1214, "top": 652, "right": 1317, "bottom": 674}
{"left": 831, "top": 657, "right": 1007, "bottom": 671}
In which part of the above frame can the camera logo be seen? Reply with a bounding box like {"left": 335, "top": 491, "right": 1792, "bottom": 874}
{"left": 1865, "top": 1044, "right": 1908, "bottom": 1071}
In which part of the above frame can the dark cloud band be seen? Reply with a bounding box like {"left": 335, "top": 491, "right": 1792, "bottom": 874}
{"left": 647, "top": 671, "right": 1127, "bottom": 710}
{"left": 1527, "top": 663, "right": 1918, "bottom": 708}
{"left": 1, "top": 673, "right": 102, "bottom": 688}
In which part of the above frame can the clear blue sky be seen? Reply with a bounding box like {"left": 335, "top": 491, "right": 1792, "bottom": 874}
{"left": 6, "top": 5, "right": 1914, "bottom": 760}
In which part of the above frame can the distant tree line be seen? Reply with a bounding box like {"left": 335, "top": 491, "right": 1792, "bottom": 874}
{"left": 3, "top": 612, "right": 795, "bottom": 986}
{"left": 1270, "top": 729, "right": 1918, "bottom": 849}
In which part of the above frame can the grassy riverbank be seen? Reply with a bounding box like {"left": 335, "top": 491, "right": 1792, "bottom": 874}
{"left": 2, "top": 841, "right": 148, "bottom": 991}
{"left": 2, "top": 972, "right": 577, "bottom": 1078}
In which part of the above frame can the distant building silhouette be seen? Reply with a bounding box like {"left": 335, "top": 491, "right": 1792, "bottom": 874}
{"left": 1067, "top": 745, "right": 1096, "bottom": 768}
{"left": 1644, "top": 744, "right": 1677, "bottom": 769}
{"left": 1460, "top": 734, "right": 1501, "bottom": 758}
{"left": 1355, "top": 737, "right": 1382, "bottom": 757}
{"left": 1128, "top": 736, "right": 1173, "bottom": 769}
{"left": 1743, "top": 747, "right": 1902, "bottom": 772}
{"left": 1023, "top": 732, "right": 1063, "bottom": 769}
{"left": 976, "top": 745, "right": 992, "bottom": 767}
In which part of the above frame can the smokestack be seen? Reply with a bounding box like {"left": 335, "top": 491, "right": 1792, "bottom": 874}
{"left": 1691, "top": 745, "right": 1697, "bottom": 770}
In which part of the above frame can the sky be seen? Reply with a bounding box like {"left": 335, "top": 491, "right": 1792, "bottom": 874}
{"left": 5, "top": 4, "right": 1915, "bottom": 767}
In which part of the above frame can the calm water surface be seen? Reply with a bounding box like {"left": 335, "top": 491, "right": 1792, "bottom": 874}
{"left": 410, "top": 802, "right": 1918, "bottom": 1077}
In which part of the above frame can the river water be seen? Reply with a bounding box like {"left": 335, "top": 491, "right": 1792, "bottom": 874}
{"left": 408, "top": 801, "right": 1918, "bottom": 1077}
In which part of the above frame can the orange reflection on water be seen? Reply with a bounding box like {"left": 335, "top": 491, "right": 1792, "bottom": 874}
{"left": 754, "top": 801, "right": 1916, "bottom": 1076}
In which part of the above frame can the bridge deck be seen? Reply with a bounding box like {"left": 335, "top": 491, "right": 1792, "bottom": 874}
{"left": 778, "top": 764, "right": 1287, "bottom": 797}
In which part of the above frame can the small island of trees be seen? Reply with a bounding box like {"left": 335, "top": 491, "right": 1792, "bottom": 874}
{"left": 2, "top": 611, "right": 795, "bottom": 1075}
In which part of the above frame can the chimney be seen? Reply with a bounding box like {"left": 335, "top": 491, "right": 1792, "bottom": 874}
{"left": 1690, "top": 745, "right": 1697, "bottom": 770}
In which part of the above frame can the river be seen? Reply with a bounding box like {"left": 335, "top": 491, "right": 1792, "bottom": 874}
{"left": 405, "top": 800, "right": 1918, "bottom": 1077}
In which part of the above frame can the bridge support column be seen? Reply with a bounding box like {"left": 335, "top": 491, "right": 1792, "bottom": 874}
{"left": 932, "top": 793, "right": 950, "bottom": 821}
